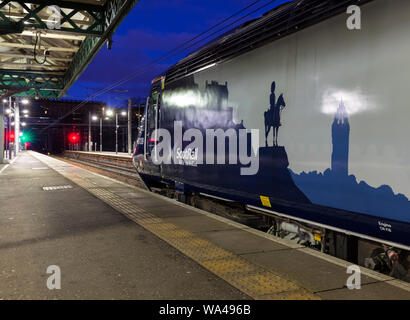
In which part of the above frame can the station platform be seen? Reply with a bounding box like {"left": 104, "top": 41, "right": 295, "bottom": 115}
{"left": 0, "top": 151, "right": 409, "bottom": 300}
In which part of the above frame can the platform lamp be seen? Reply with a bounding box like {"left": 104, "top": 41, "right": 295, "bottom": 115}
{"left": 91, "top": 114, "right": 102, "bottom": 152}
{"left": 0, "top": 98, "right": 7, "bottom": 164}
{"left": 106, "top": 109, "right": 127, "bottom": 154}
{"left": 115, "top": 94, "right": 133, "bottom": 155}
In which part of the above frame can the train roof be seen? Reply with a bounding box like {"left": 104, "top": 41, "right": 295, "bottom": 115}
{"left": 165, "top": 0, "right": 374, "bottom": 85}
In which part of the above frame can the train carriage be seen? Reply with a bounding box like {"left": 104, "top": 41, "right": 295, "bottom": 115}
{"left": 133, "top": 0, "right": 410, "bottom": 276}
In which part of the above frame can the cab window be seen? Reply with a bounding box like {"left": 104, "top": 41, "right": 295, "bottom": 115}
{"left": 149, "top": 92, "right": 159, "bottom": 131}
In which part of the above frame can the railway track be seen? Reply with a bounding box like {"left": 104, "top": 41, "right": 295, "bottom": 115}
{"left": 60, "top": 151, "right": 146, "bottom": 188}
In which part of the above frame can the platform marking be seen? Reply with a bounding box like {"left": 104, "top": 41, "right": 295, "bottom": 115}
{"left": 30, "top": 151, "right": 320, "bottom": 300}
{"left": 0, "top": 165, "right": 9, "bottom": 175}
{"left": 42, "top": 185, "right": 73, "bottom": 191}
{"left": 0, "top": 155, "right": 18, "bottom": 175}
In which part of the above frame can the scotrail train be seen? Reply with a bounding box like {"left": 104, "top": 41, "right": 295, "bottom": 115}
{"left": 133, "top": 0, "right": 410, "bottom": 279}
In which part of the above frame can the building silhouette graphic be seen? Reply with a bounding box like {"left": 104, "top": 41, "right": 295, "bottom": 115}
{"left": 331, "top": 101, "right": 350, "bottom": 176}
{"left": 290, "top": 100, "right": 410, "bottom": 223}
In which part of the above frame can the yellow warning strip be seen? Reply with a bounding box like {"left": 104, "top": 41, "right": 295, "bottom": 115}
{"left": 31, "top": 152, "right": 320, "bottom": 300}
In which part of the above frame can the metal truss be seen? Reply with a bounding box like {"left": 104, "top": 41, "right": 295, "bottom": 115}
{"left": 0, "top": 0, "right": 104, "bottom": 36}
{"left": 0, "top": 69, "right": 63, "bottom": 88}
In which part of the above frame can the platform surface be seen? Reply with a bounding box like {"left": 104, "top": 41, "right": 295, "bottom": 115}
{"left": 0, "top": 152, "right": 246, "bottom": 299}
{"left": 0, "top": 151, "right": 409, "bottom": 300}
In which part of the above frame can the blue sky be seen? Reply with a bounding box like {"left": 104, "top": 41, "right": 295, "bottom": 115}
{"left": 66, "top": 0, "right": 291, "bottom": 107}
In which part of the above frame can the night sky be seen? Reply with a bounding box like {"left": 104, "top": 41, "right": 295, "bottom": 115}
{"left": 66, "top": 0, "right": 290, "bottom": 108}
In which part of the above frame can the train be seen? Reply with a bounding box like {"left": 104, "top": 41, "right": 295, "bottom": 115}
{"left": 133, "top": 0, "right": 410, "bottom": 279}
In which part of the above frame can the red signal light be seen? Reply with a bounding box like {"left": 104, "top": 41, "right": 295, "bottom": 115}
{"left": 68, "top": 132, "right": 80, "bottom": 143}
{"left": 8, "top": 132, "right": 15, "bottom": 142}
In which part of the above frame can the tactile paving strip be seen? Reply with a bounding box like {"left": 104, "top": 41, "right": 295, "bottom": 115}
{"left": 31, "top": 151, "right": 320, "bottom": 300}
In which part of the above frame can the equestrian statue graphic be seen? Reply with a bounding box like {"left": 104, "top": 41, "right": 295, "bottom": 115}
{"left": 264, "top": 81, "right": 286, "bottom": 146}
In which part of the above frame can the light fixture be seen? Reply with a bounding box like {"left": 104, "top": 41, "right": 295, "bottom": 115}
{"left": 22, "top": 123, "right": 27, "bottom": 127}
{"left": 23, "top": 109, "right": 29, "bottom": 114}
{"left": 106, "top": 110, "right": 114, "bottom": 117}
{"left": 2, "top": 99, "right": 7, "bottom": 103}
{"left": 21, "top": 99, "right": 29, "bottom": 105}
{"left": 5, "top": 108, "right": 12, "bottom": 114}
{"left": 121, "top": 111, "right": 127, "bottom": 116}
{"left": 92, "top": 115, "right": 98, "bottom": 121}
{"left": 24, "top": 114, "right": 29, "bottom": 118}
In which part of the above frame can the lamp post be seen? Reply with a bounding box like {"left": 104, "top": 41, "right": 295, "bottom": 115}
{"left": 115, "top": 112, "right": 119, "bottom": 154}
{"left": 0, "top": 99, "right": 5, "bottom": 163}
{"left": 1, "top": 97, "right": 29, "bottom": 159}
{"left": 14, "top": 98, "right": 29, "bottom": 155}
{"left": 128, "top": 98, "right": 131, "bottom": 155}
{"left": 14, "top": 101, "right": 19, "bottom": 155}
{"left": 105, "top": 109, "right": 127, "bottom": 154}
{"left": 100, "top": 117, "right": 103, "bottom": 152}
{"left": 88, "top": 112, "right": 92, "bottom": 152}
{"left": 91, "top": 114, "right": 102, "bottom": 152}
{"left": 115, "top": 96, "right": 133, "bottom": 155}
{"left": 6, "top": 98, "right": 12, "bottom": 159}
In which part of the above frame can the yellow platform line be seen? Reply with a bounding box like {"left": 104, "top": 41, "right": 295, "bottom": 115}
{"left": 31, "top": 152, "right": 320, "bottom": 300}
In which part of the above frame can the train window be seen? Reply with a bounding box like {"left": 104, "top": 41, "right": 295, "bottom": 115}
{"left": 145, "top": 91, "right": 160, "bottom": 158}
{"left": 149, "top": 92, "right": 158, "bottom": 131}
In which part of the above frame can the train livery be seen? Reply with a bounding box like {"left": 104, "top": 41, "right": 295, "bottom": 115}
{"left": 133, "top": 0, "right": 410, "bottom": 263}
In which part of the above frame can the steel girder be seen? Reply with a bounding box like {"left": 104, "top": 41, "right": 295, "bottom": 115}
{"left": 0, "top": 0, "right": 105, "bottom": 36}
{"left": 0, "top": 69, "right": 62, "bottom": 98}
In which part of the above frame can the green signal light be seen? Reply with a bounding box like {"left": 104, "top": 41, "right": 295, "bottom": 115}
{"left": 20, "top": 132, "right": 31, "bottom": 142}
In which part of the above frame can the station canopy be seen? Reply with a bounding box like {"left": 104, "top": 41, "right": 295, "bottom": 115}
{"left": 0, "top": 0, "right": 138, "bottom": 99}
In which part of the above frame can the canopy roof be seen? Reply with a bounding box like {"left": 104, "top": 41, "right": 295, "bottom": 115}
{"left": 0, "top": 0, "right": 138, "bottom": 98}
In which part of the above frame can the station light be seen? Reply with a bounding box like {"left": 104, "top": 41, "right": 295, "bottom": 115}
{"left": 22, "top": 122, "right": 27, "bottom": 127}
{"left": 23, "top": 109, "right": 29, "bottom": 114}
{"left": 121, "top": 111, "right": 127, "bottom": 116}
{"left": 92, "top": 115, "right": 98, "bottom": 121}
{"left": 106, "top": 110, "right": 114, "bottom": 117}
{"left": 21, "top": 99, "right": 29, "bottom": 105}
{"left": 5, "top": 108, "right": 12, "bottom": 114}
{"left": 2, "top": 99, "right": 7, "bottom": 103}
